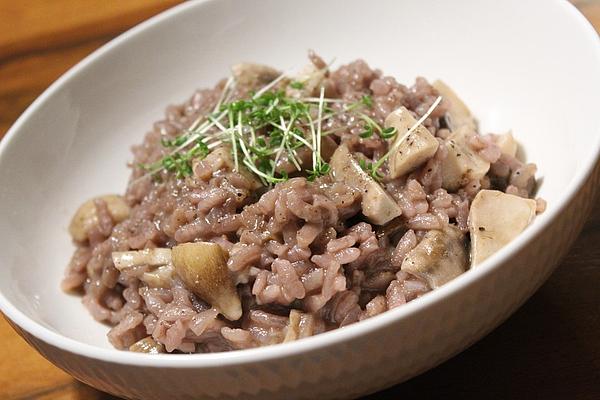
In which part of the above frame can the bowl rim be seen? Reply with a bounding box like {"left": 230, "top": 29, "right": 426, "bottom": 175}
{"left": 1, "top": 0, "right": 599, "bottom": 368}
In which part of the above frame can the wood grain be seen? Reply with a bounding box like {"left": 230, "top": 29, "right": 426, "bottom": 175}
{"left": 0, "top": 0, "right": 181, "bottom": 137}
{"left": 0, "top": 1, "right": 598, "bottom": 399}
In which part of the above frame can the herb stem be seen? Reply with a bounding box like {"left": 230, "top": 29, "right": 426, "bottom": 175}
{"left": 272, "top": 115, "right": 296, "bottom": 174}
{"left": 213, "top": 76, "right": 234, "bottom": 114}
{"left": 316, "top": 86, "right": 325, "bottom": 165}
{"left": 253, "top": 70, "right": 289, "bottom": 98}
{"left": 229, "top": 109, "right": 239, "bottom": 171}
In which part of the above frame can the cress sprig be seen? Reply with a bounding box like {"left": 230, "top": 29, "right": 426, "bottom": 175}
{"left": 139, "top": 73, "right": 400, "bottom": 186}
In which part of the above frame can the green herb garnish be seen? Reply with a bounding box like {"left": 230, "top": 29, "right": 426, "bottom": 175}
{"left": 138, "top": 67, "right": 409, "bottom": 186}
{"left": 380, "top": 126, "right": 397, "bottom": 139}
{"left": 307, "top": 162, "right": 331, "bottom": 181}
{"left": 359, "top": 124, "right": 374, "bottom": 138}
{"left": 361, "top": 95, "right": 373, "bottom": 108}
{"left": 359, "top": 158, "right": 383, "bottom": 181}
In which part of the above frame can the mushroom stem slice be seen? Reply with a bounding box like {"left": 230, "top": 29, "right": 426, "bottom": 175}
{"left": 69, "top": 195, "right": 130, "bottom": 242}
{"left": 142, "top": 264, "right": 175, "bottom": 288}
{"left": 401, "top": 226, "right": 467, "bottom": 289}
{"left": 432, "top": 80, "right": 477, "bottom": 136}
{"left": 171, "top": 242, "right": 242, "bottom": 321}
{"left": 129, "top": 337, "right": 165, "bottom": 354}
{"left": 468, "top": 190, "right": 537, "bottom": 266}
{"left": 283, "top": 310, "right": 315, "bottom": 342}
{"left": 193, "top": 146, "right": 262, "bottom": 189}
{"left": 285, "top": 63, "right": 326, "bottom": 98}
{"left": 111, "top": 248, "right": 173, "bottom": 271}
{"left": 384, "top": 106, "right": 439, "bottom": 179}
{"left": 441, "top": 133, "right": 490, "bottom": 191}
{"left": 330, "top": 144, "right": 402, "bottom": 225}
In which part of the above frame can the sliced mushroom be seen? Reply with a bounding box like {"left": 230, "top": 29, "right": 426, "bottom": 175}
{"left": 285, "top": 63, "right": 326, "bottom": 98}
{"left": 401, "top": 225, "right": 467, "bottom": 289}
{"left": 111, "top": 248, "right": 173, "bottom": 271}
{"left": 468, "top": 190, "right": 537, "bottom": 266}
{"left": 129, "top": 336, "right": 165, "bottom": 354}
{"left": 440, "top": 133, "right": 490, "bottom": 191}
{"left": 432, "top": 80, "right": 477, "bottom": 136}
{"left": 275, "top": 135, "right": 338, "bottom": 175}
{"left": 193, "top": 146, "right": 232, "bottom": 173}
{"left": 69, "top": 195, "right": 130, "bottom": 242}
{"left": 193, "top": 146, "right": 262, "bottom": 189}
{"left": 283, "top": 309, "right": 315, "bottom": 342}
{"left": 171, "top": 242, "right": 242, "bottom": 321}
{"left": 384, "top": 106, "right": 439, "bottom": 179}
{"left": 142, "top": 264, "right": 175, "bottom": 288}
{"left": 375, "top": 217, "right": 406, "bottom": 241}
{"left": 493, "top": 131, "right": 518, "bottom": 158}
{"left": 231, "top": 63, "right": 281, "bottom": 89}
{"left": 330, "top": 144, "right": 402, "bottom": 225}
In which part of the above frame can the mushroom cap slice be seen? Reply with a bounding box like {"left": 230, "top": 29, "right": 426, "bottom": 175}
{"left": 468, "top": 190, "right": 537, "bottom": 266}
{"left": 384, "top": 106, "right": 439, "bottom": 179}
{"left": 401, "top": 226, "right": 467, "bottom": 289}
{"left": 231, "top": 63, "right": 281, "bottom": 89}
{"left": 330, "top": 144, "right": 402, "bottom": 225}
{"left": 69, "top": 195, "right": 130, "bottom": 242}
{"left": 275, "top": 135, "right": 338, "bottom": 175}
{"left": 129, "top": 337, "right": 165, "bottom": 354}
{"left": 172, "top": 242, "right": 242, "bottom": 321}
{"left": 432, "top": 80, "right": 477, "bottom": 136}
{"left": 441, "top": 133, "right": 490, "bottom": 191}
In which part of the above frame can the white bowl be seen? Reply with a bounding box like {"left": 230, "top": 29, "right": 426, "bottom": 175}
{"left": 1, "top": 0, "right": 599, "bottom": 398}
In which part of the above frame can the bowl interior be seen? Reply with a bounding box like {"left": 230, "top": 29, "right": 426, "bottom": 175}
{"left": 1, "top": 0, "right": 599, "bottom": 350}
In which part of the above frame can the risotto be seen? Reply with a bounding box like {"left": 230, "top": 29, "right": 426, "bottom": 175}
{"left": 62, "top": 52, "right": 544, "bottom": 353}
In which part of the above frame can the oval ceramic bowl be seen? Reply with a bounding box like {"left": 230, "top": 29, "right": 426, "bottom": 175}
{"left": 1, "top": 0, "right": 599, "bottom": 399}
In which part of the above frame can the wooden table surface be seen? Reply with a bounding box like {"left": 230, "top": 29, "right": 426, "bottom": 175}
{"left": 1, "top": 1, "right": 599, "bottom": 399}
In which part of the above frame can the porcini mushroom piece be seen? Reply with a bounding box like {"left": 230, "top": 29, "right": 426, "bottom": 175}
{"left": 283, "top": 310, "right": 315, "bottom": 342}
{"left": 330, "top": 145, "right": 402, "bottom": 225}
{"left": 283, "top": 309, "right": 302, "bottom": 342}
{"left": 193, "top": 146, "right": 262, "bottom": 189}
{"left": 193, "top": 146, "right": 232, "bottom": 172}
{"left": 142, "top": 264, "right": 175, "bottom": 288}
{"left": 440, "top": 133, "right": 490, "bottom": 191}
{"left": 274, "top": 136, "right": 338, "bottom": 175}
{"left": 468, "top": 190, "right": 537, "bottom": 266}
{"left": 375, "top": 217, "right": 406, "bottom": 240}
{"left": 171, "top": 242, "right": 242, "bottom": 321}
{"left": 231, "top": 63, "right": 281, "bottom": 89}
{"left": 111, "top": 248, "right": 173, "bottom": 271}
{"left": 384, "top": 106, "right": 439, "bottom": 179}
{"left": 69, "top": 195, "right": 130, "bottom": 242}
{"left": 285, "top": 63, "right": 326, "bottom": 98}
{"left": 401, "top": 226, "right": 467, "bottom": 289}
{"left": 432, "top": 80, "right": 477, "bottom": 136}
{"left": 129, "top": 336, "right": 165, "bottom": 354}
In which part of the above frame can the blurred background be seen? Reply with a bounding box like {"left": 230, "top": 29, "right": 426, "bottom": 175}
{"left": 1, "top": 1, "right": 598, "bottom": 399}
